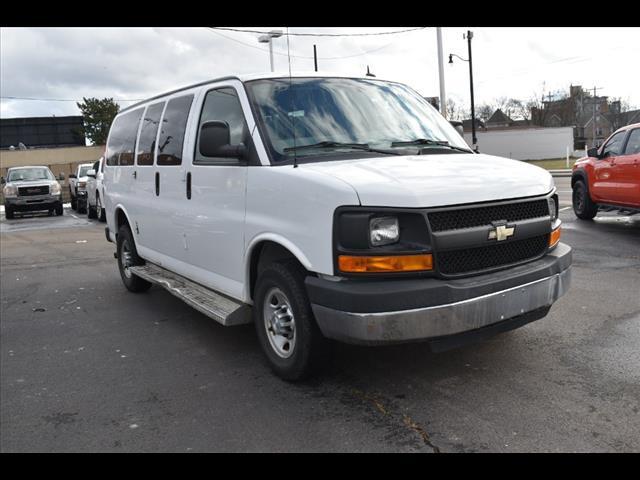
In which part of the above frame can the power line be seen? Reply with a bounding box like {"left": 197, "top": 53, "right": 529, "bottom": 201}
{"left": 209, "top": 27, "right": 426, "bottom": 37}
{"left": 1, "top": 96, "right": 143, "bottom": 102}
{"left": 206, "top": 28, "right": 394, "bottom": 60}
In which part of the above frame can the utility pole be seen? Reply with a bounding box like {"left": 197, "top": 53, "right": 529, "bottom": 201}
{"left": 465, "top": 30, "right": 477, "bottom": 151}
{"left": 436, "top": 27, "right": 447, "bottom": 119}
{"left": 313, "top": 45, "right": 318, "bottom": 72}
{"left": 591, "top": 86, "right": 603, "bottom": 148}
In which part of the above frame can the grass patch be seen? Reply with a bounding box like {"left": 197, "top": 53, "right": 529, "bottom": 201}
{"left": 521, "top": 158, "right": 577, "bottom": 170}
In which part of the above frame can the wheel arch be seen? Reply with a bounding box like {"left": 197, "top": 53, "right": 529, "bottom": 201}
{"left": 245, "top": 235, "right": 313, "bottom": 303}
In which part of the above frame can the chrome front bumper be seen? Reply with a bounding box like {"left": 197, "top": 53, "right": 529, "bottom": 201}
{"left": 311, "top": 265, "right": 571, "bottom": 345}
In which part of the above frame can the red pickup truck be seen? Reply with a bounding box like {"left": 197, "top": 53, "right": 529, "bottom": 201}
{"left": 572, "top": 123, "right": 640, "bottom": 219}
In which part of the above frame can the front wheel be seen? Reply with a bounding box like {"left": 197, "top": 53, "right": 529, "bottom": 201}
{"left": 5, "top": 206, "right": 15, "bottom": 220}
{"left": 254, "top": 260, "right": 325, "bottom": 381}
{"left": 573, "top": 180, "right": 598, "bottom": 220}
{"left": 116, "top": 225, "right": 152, "bottom": 293}
{"left": 55, "top": 203, "right": 63, "bottom": 216}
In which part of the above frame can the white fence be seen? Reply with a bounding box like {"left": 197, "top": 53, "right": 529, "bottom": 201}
{"left": 463, "top": 126, "right": 576, "bottom": 160}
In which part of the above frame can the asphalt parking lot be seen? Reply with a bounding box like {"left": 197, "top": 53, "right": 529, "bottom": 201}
{"left": 1, "top": 179, "right": 639, "bottom": 452}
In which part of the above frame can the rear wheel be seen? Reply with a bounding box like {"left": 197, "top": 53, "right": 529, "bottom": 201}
{"left": 253, "top": 260, "right": 326, "bottom": 381}
{"left": 116, "top": 225, "right": 152, "bottom": 293}
{"left": 96, "top": 194, "right": 106, "bottom": 222}
{"left": 572, "top": 180, "right": 598, "bottom": 220}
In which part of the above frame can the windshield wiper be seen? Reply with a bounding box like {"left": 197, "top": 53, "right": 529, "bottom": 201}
{"left": 390, "top": 138, "right": 473, "bottom": 153}
{"left": 283, "top": 141, "right": 401, "bottom": 155}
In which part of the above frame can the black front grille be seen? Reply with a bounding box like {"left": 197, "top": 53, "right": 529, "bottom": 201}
{"left": 428, "top": 199, "right": 549, "bottom": 232}
{"left": 18, "top": 185, "right": 49, "bottom": 196}
{"left": 436, "top": 234, "right": 549, "bottom": 275}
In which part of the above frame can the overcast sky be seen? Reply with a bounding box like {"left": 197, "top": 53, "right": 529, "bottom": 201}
{"left": 1, "top": 27, "right": 639, "bottom": 119}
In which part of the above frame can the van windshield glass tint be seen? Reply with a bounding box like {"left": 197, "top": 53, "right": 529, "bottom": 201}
{"left": 246, "top": 77, "right": 471, "bottom": 163}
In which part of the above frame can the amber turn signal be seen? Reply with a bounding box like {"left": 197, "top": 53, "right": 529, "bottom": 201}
{"left": 338, "top": 254, "right": 433, "bottom": 273}
{"left": 549, "top": 226, "right": 561, "bottom": 248}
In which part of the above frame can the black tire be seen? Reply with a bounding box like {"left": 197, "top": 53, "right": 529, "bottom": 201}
{"left": 88, "top": 200, "right": 97, "bottom": 219}
{"left": 573, "top": 180, "right": 598, "bottom": 220}
{"left": 56, "top": 203, "right": 63, "bottom": 216}
{"left": 70, "top": 192, "right": 77, "bottom": 210}
{"left": 78, "top": 198, "right": 87, "bottom": 214}
{"left": 48, "top": 209, "right": 54, "bottom": 216}
{"left": 96, "top": 193, "right": 106, "bottom": 222}
{"left": 116, "top": 224, "right": 152, "bottom": 293}
{"left": 5, "top": 206, "right": 15, "bottom": 220}
{"left": 253, "top": 260, "right": 326, "bottom": 381}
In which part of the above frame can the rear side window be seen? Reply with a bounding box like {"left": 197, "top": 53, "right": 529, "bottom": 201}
{"left": 106, "top": 108, "right": 144, "bottom": 166}
{"left": 157, "top": 95, "right": 194, "bottom": 166}
{"left": 194, "top": 87, "right": 249, "bottom": 164}
{"left": 136, "top": 102, "right": 165, "bottom": 166}
{"left": 624, "top": 129, "right": 640, "bottom": 155}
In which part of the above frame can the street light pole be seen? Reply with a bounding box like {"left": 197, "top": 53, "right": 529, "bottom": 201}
{"left": 436, "top": 27, "right": 447, "bottom": 119}
{"left": 258, "top": 30, "right": 283, "bottom": 72}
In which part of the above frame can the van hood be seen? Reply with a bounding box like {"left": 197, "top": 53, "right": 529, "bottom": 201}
{"left": 303, "top": 153, "right": 555, "bottom": 208}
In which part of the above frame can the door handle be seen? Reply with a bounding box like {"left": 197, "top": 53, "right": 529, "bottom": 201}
{"left": 132, "top": 170, "right": 137, "bottom": 179}
{"left": 186, "top": 172, "right": 192, "bottom": 200}
{"left": 155, "top": 172, "right": 160, "bottom": 196}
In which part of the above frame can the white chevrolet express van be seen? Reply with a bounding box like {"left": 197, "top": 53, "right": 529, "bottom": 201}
{"left": 103, "top": 72, "right": 571, "bottom": 380}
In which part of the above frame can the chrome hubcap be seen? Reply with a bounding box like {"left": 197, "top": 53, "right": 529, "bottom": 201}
{"left": 121, "top": 240, "right": 133, "bottom": 279}
{"left": 263, "top": 287, "right": 296, "bottom": 358}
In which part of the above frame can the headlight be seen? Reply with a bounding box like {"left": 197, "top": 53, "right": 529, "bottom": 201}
{"left": 548, "top": 196, "right": 557, "bottom": 222}
{"left": 370, "top": 216, "right": 399, "bottom": 246}
{"left": 50, "top": 183, "right": 61, "bottom": 195}
{"left": 78, "top": 181, "right": 86, "bottom": 189}
{"left": 3, "top": 185, "right": 18, "bottom": 198}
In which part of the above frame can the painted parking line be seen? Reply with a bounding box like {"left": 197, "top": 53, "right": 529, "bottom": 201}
{"left": 560, "top": 206, "right": 572, "bottom": 212}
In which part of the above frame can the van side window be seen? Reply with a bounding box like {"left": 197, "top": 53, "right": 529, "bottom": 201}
{"left": 157, "top": 95, "right": 194, "bottom": 166}
{"left": 194, "top": 87, "right": 248, "bottom": 164}
{"left": 105, "top": 108, "right": 144, "bottom": 166}
{"left": 137, "top": 102, "right": 165, "bottom": 166}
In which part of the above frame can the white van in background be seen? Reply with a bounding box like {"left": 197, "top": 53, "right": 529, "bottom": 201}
{"left": 103, "top": 72, "right": 571, "bottom": 381}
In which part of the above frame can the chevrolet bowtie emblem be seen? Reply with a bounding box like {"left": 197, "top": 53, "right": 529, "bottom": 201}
{"left": 488, "top": 224, "right": 515, "bottom": 241}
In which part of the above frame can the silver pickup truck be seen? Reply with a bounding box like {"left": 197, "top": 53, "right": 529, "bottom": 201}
{"left": 2, "top": 166, "right": 63, "bottom": 219}
{"left": 68, "top": 163, "right": 93, "bottom": 214}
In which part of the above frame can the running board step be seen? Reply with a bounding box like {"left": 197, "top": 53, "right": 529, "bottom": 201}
{"left": 129, "top": 263, "right": 252, "bottom": 326}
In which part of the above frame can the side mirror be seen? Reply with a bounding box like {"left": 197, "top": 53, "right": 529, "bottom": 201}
{"left": 58, "top": 172, "right": 65, "bottom": 180}
{"left": 587, "top": 147, "right": 599, "bottom": 158}
{"left": 69, "top": 173, "right": 77, "bottom": 179}
{"left": 1, "top": 177, "right": 5, "bottom": 185}
{"left": 199, "top": 121, "right": 246, "bottom": 159}
{"left": 86, "top": 169, "right": 96, "bottom": 178}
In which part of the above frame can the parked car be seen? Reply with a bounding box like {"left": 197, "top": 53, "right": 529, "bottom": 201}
{"left": 2, "top": 166, "right": 63, "bottom": 219}
{"left": 68, "top": 163, "right": 93, "bottom": 213}
{"left": 86, "top": 156, "right": 106, "bottom": 222}
{"left": 103, "top": 73, "right": 571, "bottom": 381}
{"left": 572, "top": 123, "right": 640, "bottom": 219}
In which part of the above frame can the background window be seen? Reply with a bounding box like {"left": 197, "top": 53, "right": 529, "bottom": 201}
{"left": 136, "top": 102, "right": 164, "bottom": 166}
{"left": 105, "top": 108, "right": 144, "bottom": 166}
{"left": 156, "top": 95, "right": 194, "bottom": 166}
{"left": 624, "top": 129, "right": 640, "bottom": 155}
{"left": 194, "top": 88, "right": 248, "bottom": 164}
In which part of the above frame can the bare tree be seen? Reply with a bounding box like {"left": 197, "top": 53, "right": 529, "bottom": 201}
{"left": 477, "top": 103, "right": 493, "bottom": 123}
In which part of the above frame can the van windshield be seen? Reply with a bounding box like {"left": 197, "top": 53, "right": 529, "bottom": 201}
{"left": 8, "top": 168, "right": 54, "bottom": 182}
{"left": 245, "top": 77, "right": 472, "bottom": 163}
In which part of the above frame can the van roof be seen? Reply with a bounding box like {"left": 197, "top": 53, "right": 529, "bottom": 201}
{"left": 118, "top": 71, "right": 395, "bottom": 114}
